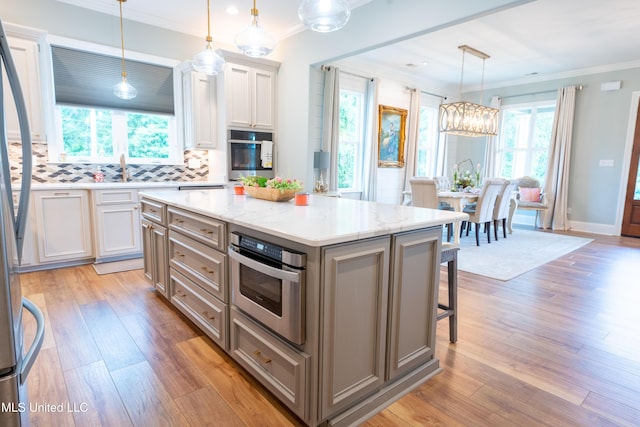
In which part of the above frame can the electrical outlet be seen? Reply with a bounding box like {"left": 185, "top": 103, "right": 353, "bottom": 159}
{"left": 567, "top": 207, "right": 572, "bottom": 214}
{"left": 188, "top": 158, "right": 201, "bottom": 169}
{"left": 599, "top": 159, "right": 614, "bottom": 167}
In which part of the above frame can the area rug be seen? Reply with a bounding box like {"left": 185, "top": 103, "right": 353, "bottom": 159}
{"left": 456, "top": 229, "right": 593, "bottom": 281}
{"left": 92, "top": 258, "right": 144, "bottom": 275}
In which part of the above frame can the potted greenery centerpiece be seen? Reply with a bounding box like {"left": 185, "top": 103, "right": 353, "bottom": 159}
{"left": 241, "top": 176, "right": 303, "bottom": 201}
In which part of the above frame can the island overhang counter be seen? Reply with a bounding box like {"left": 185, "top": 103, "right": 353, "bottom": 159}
{"left": 139, "top": 188, "right": 467, "bottom": 427}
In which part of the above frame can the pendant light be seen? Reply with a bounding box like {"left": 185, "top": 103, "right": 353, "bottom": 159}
{"left": 113, "top": 0, "right": 137, "bottom": 100}
{"left": 298, "top": 0, "right": 351, "bottom": 33}
{"left": 235, "top": 0, "right": 275, "bottom": 58}
{"left": 439, "top": 45, "right": 499, "bottom": 137}
{"left": 193, "top": 0, "right": 225, "bottom": 75}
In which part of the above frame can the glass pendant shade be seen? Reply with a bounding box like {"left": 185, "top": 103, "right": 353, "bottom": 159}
{"left": 235, "top": 18, "right": 275, "bottom": 58}
{"left": 113, "top": 75, "right": 137, "bottom": 100}
{"left": 298, "top": 0, "right": 351, "bottom": 33}
{"left": 114, "top": 0, "right": 136, "bottom": 100}
{"left": 193, "top": 42, "right": 226, "bottom": 75}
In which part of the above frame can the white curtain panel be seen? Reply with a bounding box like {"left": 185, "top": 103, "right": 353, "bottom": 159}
{"left": 544, "top": 85, "right": 577, "bottom": 230}
{"left": 362, "top": 77, "right": 379, "bottom": 201}
{"left": 402, "top": 88, "right": 421, "bottom": 198}
{"left": 322, "top": 66, "right": 341, "bottom": 192}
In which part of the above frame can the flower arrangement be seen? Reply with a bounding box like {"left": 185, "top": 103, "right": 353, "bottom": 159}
{"left": 241, "top": 175, "right": 303, "bottom": 192}
{"left": 452, "top": 160, "right": 482, "bottom": 190}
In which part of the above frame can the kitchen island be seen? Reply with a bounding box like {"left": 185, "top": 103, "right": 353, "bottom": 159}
{"left": 139, "top": 188, "right": 467, "bottom": 426}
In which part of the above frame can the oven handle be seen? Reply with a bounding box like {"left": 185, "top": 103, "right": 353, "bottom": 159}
{"left": 228, "top": 139, "right": 267, "bottom": 144}
{"left": 228, "top": 245, "right": 302, "bottom": 283}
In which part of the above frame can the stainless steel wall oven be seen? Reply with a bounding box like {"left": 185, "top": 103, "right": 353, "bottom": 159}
{"left": 228, "top": 129, "right": 274, "bottom": 180}
{"left": 228, "top": 232, "right": 305, "bottom": 345}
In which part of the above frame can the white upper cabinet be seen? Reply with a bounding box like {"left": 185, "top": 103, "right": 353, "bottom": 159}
{"left": 224, "top": 53, "right": 279, "bottom": 131}
{"left": 182, "top": 66, "right": 219, "bottom": 149}
{"left": 2, "top": 32, "right": 46, "bottom": 142}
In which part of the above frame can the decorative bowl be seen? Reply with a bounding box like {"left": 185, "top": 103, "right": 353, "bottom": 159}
{"left": 243, "top": 186, "right": 297, "bottom": 202}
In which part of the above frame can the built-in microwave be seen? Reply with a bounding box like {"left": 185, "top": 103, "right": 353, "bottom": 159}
{"left": 228, "top": 129, "right": 274, "bottom": 180}
{"left": 228, "top": 232, "right": 306, "bottom": 345}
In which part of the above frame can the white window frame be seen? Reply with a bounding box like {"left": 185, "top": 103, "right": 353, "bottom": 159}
{"left": 415, "top": 94, "right": 441, "bottom": 177}
{"left": 496, "top": 101, "right": 556, "bottom": 182}
{"left": 40, "top": 35, "right": 183, "bottom": 165}
{"left": 338, "top": 74, "right": 368, "bottom": 193}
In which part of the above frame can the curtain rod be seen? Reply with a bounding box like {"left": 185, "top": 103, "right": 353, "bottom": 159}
{"left": 405, "top": 86, "right": 447, "bottom": 100}
{"left": 321, "top": 65, "right": 373, "bottom": 81}
{"left": 499, "top": 85, "right": 583, "bottom": 100}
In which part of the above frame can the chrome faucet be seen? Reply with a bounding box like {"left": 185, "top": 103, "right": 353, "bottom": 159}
{"left": 119, "top": 153, "right": 127, "bottom": 182}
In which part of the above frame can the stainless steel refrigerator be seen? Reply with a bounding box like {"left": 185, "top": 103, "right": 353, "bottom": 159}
{"left": 0, "top": 18, "right": 45, "bottom": 427}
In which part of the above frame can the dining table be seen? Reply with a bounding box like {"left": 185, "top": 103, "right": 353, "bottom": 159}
{"left": 438, "top": 191, "right": 479, "bottom": 245}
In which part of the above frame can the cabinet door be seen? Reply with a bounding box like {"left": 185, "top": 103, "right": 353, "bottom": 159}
{"left": 226, "top": 63, "right": 252, "bottom": 128}
{"left": 183, "top": 71, "right": 218, "bottom": 149}
{"left": 387, "top": 228, "right": 440, "bottom": 381}
{"left": 33, "top": 190, "right": 93, "bottom": 263}
{"left": 142, "top": 218, "right": 168, "bottom": 297}
{"left": 320, "top": 237, "right": 389, "bottom": 419}
{"left": 2, "top": 37, "right": 44, "bottom": 141}
{"left": 94, "top": 203, "right": 141, "bottom": 261}
{"left": 252, "top": 68, "right": 275, "bottom": 130}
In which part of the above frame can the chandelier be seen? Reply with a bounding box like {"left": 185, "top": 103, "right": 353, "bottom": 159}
{"left": 439, "top": 45, "right": 499, "bottom": 137}
{"left": 193, "top": 0, "right": 225, "bottom": 75}
{"left": 235, "top": 0, "right": 275, "bottom": 58}
{"left": 113, "top": 0, "right": 137, "bottom": 99}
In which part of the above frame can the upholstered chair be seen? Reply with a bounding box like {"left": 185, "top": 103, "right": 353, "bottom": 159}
{"left": 516, "top": 176, "right": 548, "bottom": 228}
{"left": 461, "top": 178, "right": 505, "bottom": 246}
{"left": 492, "top": 180, "right": 519, "bottom": 240}
{"left": 409, "top": 177, "right": 454, "bottom": 241}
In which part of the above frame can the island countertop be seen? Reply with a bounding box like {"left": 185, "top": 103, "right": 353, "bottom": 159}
{"left": 139, "top": 188, "right": 468, "bottom": 247}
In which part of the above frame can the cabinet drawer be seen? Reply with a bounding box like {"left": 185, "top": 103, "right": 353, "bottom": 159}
{"left": 94, "top": 189, "right": 138, "bottom": 205}
{"left": 168, "top": 230, "right": 226, "bottom": 302}
{"left": 168, "top": 207, "right": 226, "bottom": 251}
{"left": 170, "top": 269, "right": 227, "bottom": 351}
{"left": 230, "top": 308, "right": 309, "bottom": 420}
{"left": 141, "top": 199, "right": 166, "bottom": 224}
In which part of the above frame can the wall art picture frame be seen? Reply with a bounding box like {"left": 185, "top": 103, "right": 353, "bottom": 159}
{"left": 378, "top": 105, "right": 407, "bottom": 168}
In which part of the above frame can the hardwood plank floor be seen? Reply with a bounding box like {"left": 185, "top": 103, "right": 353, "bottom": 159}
{"left": 19, "top": 230, "right": 640, "bottom": 426}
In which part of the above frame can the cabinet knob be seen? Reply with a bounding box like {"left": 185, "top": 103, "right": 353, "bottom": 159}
{"left": 253, "top": 350, "right": 272, "bottom": 364}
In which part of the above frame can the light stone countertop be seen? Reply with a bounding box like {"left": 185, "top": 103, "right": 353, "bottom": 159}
{"left": 25, "top": 181, "right": 226, "bottom": 191}
{"left": 139, "top": 188, "right": 468, "bottom": 247}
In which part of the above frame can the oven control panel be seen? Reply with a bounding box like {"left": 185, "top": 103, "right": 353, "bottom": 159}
{"left": 230, "top": 232, "right": 306, "bottom": 268}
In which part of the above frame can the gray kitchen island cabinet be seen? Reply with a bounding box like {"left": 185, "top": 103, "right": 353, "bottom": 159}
{"left": 138, "top": 189, "right": 465, "bottom": 427}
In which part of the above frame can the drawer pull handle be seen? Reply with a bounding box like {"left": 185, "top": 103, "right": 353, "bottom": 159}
{"left": 201, "top": 228, "right": 214, "bottom": 235}
{"left": 176, "top": 290, "right": 187, "bottom": 298}
{"left": 175, "top": 219, "right": 184, "bottom": 224}
{"left": 203, "top": 310, "right": 216, "bottom": 321}
{"left": 253, "top": 350, "right": 271, "bottom": 364}
{"left": 200, "top": 266, "right": 214, "bottom": 275}
{"left": 148, "top": 209, "right": 156, "bottom": 213}
{"left": 174, "top": 251, "right": 185, "bottom": 258}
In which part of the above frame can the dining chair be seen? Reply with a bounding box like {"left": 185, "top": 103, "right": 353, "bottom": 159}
{"left": 492, "top": 179, "right": 518, "bottom": 240}
{"left": 516, "top": 176, "right": 548, "bottom": 228}
{"left": 409, "top": 177, "right": 454, "bottom": 240}
{"left": 462, "top": 178, "right": 505, "bottom": 246}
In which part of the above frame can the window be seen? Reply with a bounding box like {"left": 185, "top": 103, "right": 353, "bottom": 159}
{"left": 55, "top": 107, "right": 173, "bottom": 164}
{"left": 338, "top": 74, "right": 369, "bottom": 192}
{"left": 415, "top": 100, "right": 440, "bottom": 177}
{"left": 46, "top": 42, "right": 180, "bottom": 165}
{"left": 496, "top": 102, "right": 556, "bottom": 182}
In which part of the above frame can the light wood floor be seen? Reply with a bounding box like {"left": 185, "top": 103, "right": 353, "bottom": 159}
{"left": 20, "top": 230, "right": 640, "bottom": 426}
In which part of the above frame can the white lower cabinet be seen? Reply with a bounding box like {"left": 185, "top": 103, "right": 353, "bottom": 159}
{"left": 33, "top": 190, "right": 93, "bottom": 264}
{"left": 142, "top": 217, "right": 168, "bottom": 297}
{"left": 93, "top": 189, "right": 141, "bottom": 262}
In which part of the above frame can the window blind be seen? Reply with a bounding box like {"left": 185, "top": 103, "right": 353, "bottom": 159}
{"left": 51, "top": 45, "right": 174, "bottom": 115}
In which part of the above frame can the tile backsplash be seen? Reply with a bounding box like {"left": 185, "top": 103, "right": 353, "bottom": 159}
{"left": 9, "top": 142, "right": 210, "bottom": 184}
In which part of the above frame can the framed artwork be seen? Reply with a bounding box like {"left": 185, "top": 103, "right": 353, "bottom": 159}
{"left": 378, "top": 105, "right": 407, "bottom": 168}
